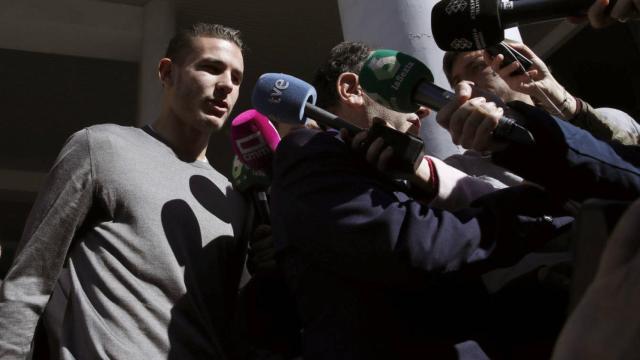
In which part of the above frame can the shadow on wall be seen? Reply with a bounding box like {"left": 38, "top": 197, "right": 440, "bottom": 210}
{"left": 548, "top": 23, "right": 640, "bottom": 122}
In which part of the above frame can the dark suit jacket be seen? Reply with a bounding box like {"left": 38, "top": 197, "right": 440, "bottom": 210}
{"left": 270, "top": 128, "right": 571, "bottom": 360}
{"left": 495, "top": 102, "right": 640, "bottom": 202}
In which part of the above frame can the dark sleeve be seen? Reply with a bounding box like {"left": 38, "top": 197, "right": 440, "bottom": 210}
{"left": 0, "top": 129, "right": 95, "bottom": 358}
{"left": 494, "top": 101, "right": 640, "bottom": 202}
{"left": 569, "top": 99, "right": 638, "bottom": 145}
{"left": 271, "top": 129, "right": 565, "bottom": 289}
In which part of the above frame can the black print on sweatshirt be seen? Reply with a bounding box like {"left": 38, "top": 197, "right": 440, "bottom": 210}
{"left": 161, "top": 175, "right": 240, "bottom": 359}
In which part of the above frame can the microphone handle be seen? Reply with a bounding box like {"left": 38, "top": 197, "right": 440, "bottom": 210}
{"left": 413, "top": 81, "right": 535, "bottom": 145}
{"left": 305, "top": 102, "right": 424, "bottom": 175}
{"left": 500, "top": 0, "right": 594, "bottom": 27}
{"left": 252, "top": 190, "right": 271, "bottom": 225}
{"left": 304, "top": 102, "right": 363, "bottom": 134}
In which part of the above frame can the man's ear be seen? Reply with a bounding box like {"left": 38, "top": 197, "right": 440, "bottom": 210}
{"left": 336, "top": 72, "right": 365, "bottom": 108}
{"left": 158, "top": 58, "right": 173, "bottom": 87}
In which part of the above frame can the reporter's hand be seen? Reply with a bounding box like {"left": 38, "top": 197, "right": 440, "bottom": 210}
{"left": 348, "top": 126, "right": 395, "bottom": 173}
{"left": 484, "top": 42, "right": 577, "bottom": 119}
{"left": 340, "top": 125, "right": 394, "bottom": 174}
{"left": 339, "top": 126, "right": 434, "bottom": 195}
{"left": 588, "top": 0, "right": 640, "bottom": 28}
{"left": 436, "top": 81, "right": 507, "bottom": 152}
{"left": 248, "top": 224, "right": 277, "bottom": 276}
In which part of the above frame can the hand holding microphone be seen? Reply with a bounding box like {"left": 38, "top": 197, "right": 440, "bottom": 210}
{"left": 485, "top": 42, "right": 549, "bottom": 92}
{"left": 588, "top": 0, "right": 639, "bottom": 27}
{"left": 230, "top": 155, "right": 276, "bottom": 275}
{"left": 485, "top": 42, "right": 579, "bottom": 120}
{"left": 436, "top": 81, "right": 511, "bottom": 152}
{"left": 358, "top": 49, "right": 535, "bottom": 148}
{"left": 339, "top": 125, "right": 437, "bottom": 196}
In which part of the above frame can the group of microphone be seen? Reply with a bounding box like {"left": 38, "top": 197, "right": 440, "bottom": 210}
{"left": 432, "top": 0, "right": 601, "bottom": 51}
{"left": 229, "top": 52, "right": 520, "bottom": 226}
{"left": 229, "top": 0, "right": 599, "bottom": 220}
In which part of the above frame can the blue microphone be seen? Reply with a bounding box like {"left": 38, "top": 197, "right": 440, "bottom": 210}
{"left": 252, "top": 72, "right": 425, "bottom": 175}
{"left": 252, "top": 73, "right": 361, "bottom": 134}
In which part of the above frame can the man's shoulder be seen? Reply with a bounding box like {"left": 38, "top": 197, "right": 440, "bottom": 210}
{"left": 279, "top": 127, "right": 334, "bottom": 146}
{"left": 276, "top": 128, "right": 343, "bottom": 157}
{"left": 271, "top": 127, "right": 386, "bottom": 191}
{"left": 84, "top": 123, "right": 141, "bottom": 139}
{"left": 59, "top": 124, "right": 138, "bottom": 154}
{"left": 81, "top": 124, "right": 147, "bottom": 150}
{"left": 274, "top": 128, "right": 350, "bottom": 173}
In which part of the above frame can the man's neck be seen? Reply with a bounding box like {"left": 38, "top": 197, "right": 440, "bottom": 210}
{"left": 332, "top": 105, "right": 370, "bottom": 130}
{"left": 151, "top": 113, "right": 211, "bottom": 162}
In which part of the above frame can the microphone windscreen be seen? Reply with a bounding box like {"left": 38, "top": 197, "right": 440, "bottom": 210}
{"left": 251, "top": 73, "right": 317, "bottom": 125}
{"left": 230, "top": 155, "right": 271, "bottom": 192}
{"left": 431, "top": 0, "right": 503, "bottom": 51}
{"left": 359, "top": 49, "right": 434, "bottom": 113}
{"left": 231, "top": 109, "right": 281, "bottom": 172}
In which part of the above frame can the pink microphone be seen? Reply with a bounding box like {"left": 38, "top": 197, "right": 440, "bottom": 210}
{"left": 230, "top": 109, "right": 281, "bottom": 173}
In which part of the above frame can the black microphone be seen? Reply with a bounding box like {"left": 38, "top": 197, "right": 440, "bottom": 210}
{"left": 500, "top": 0, "right": 592, "bottom": 26}
{"left": 432, "top": 0, "right": 594, "bottom": 51}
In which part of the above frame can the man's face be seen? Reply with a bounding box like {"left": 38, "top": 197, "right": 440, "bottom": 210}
{"left": 362, "top": 92, "right": 426, "bottom": 136}
{"left": 166, "top": 37, "right": 244, "bottom": 132}
{"left": 449, "top": 50, "right": 515, "bottom": 102}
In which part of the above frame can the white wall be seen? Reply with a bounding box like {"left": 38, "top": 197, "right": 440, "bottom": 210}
{"left": 337, "top": 0, "right": 524, "bottom": 159}
{"left": 338, "top": 0, "right": 461, "bottom": 158}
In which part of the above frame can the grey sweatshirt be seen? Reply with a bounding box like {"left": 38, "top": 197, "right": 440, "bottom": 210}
{"left": 0, "top": 125, "right": 248, "bottom": 359}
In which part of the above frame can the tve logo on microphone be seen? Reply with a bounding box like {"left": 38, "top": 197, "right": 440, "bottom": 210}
{"left": 268, "top": 79, "right": 290, "bottom": 104}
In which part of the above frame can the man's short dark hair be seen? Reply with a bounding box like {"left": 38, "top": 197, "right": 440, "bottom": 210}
{"left": 442, "top": 50, "right": 463, "bottom": 87}
{"left": 165, "top": 23, "right": 244, "bottom": 65}
{"left": 312, "top": 41, "right": 372, "bottom": 110}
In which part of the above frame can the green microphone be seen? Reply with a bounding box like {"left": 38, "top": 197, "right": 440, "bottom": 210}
{"left": 359, "top": 49, "right": 535, "bottom": 145}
